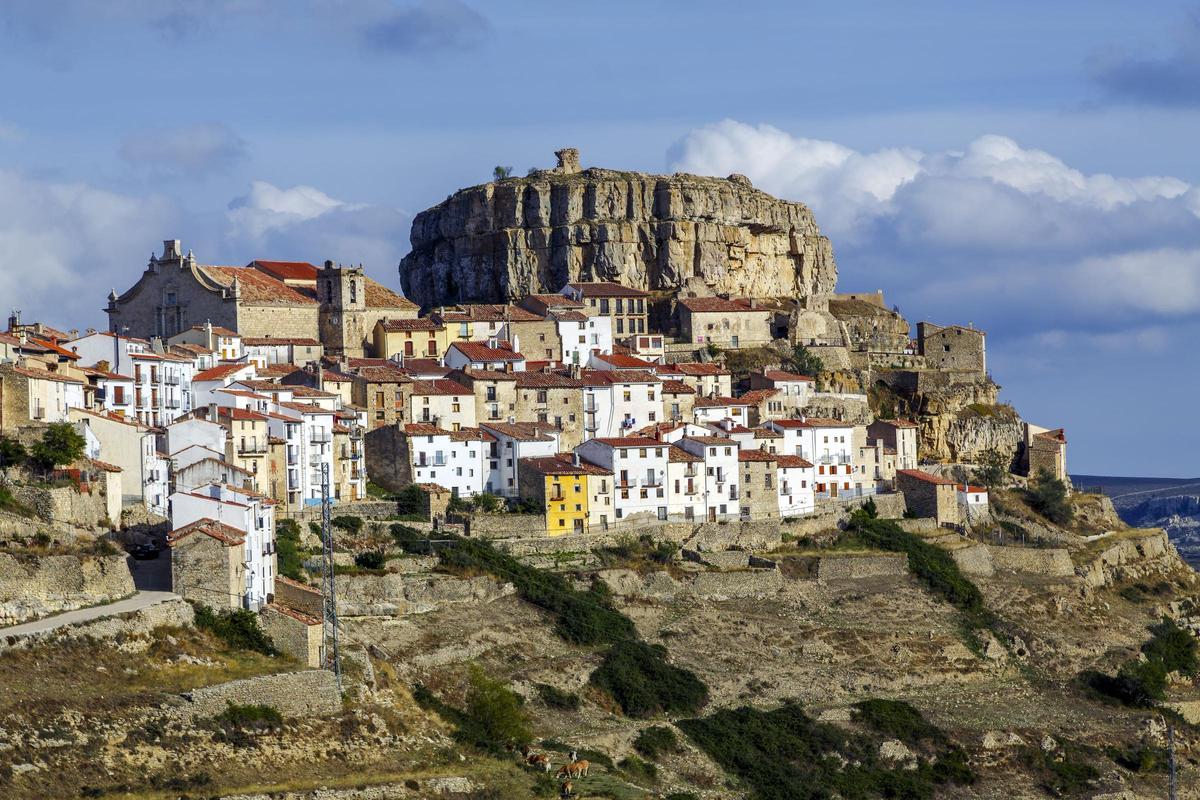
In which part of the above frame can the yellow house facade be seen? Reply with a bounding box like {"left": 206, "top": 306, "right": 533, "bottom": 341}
{"left": 517, "top": 454, "right": 610, "bottom": 535}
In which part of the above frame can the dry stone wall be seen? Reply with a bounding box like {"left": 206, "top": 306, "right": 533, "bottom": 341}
{"left": 0, "top": 553, "right": 133, "bottom": 625}
{"left": 170, "top": 669, "right": 341, "bottom": 721}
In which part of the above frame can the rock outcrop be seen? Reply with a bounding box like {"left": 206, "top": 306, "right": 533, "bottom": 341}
{"left": 399, "top": 149, "right": 838, "bottom": 309}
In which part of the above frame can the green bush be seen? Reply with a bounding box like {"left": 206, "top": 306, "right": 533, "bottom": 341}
{"left": 665, "top": 794, "right": 700, "bottom": 800}
{"left": 618, "top": 755, "right": 658, "bottom": 782}
{"left": 1026, "top": 469, "right": 1073, "bottom": 525}
{"left": 413, "top": 669, "right": 531, "bottom": 754}
{"left": 678, "top": 701, "right": 975, "bottom": 800}
{"left": 394, "top": 483, "right": 427, "bottom": 516}
{"left": 0, "top": 435, "right": 26, "bottom": 468}
{"left": 0, "top": 486, "right": 31, "bottom": 517}
{"left": 852, "top": 699, "right": 944, "bottom": 745}
{"left": 1142, "top": 617, "right": 1198, "bottom": 676}
{"left": 1019, "top": 745, "right": 1098, "bottom": 796}
{"left": 192, "top": 604, "right": 278, "bottom": 656}
{"left": 589, "top": 640, "right": 709, "bottom": 718}
{"left": 971, "top": 448, "right": 1010, "bottom": 488}
{"left": 28, "top": 423, "right": 85, "bottom": 471}
{"left": 210, "top": 702, "right": 283, "bottom": 747}
{"left": 535, "top": 682, "right": 580, "bottom": 711}
{"left": 1107, "top": 743, "right": 1165, "bottom": 773}
{"left": 275, "top": 519, "right": 304, "bottom": 580}
{"left": 354, "top": 550, "right": 386, "bottom": 570}
{"left": 331, "top": 515, "right": 364, "bottom": 534}
{"left": 633, "top": 725, "right": 679, "bottom": 760}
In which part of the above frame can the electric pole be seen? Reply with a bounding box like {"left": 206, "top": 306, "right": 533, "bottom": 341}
{"left": 319, "top": 459, "right": 341, "bottom": 690}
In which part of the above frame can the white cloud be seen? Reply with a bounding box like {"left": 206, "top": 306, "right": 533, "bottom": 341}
{"left": 227, "top": 181, "right": 349, "bottom": 239}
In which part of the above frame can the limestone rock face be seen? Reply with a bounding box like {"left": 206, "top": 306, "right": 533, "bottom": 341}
{"left": 399, "top": 165, "right": 838, "bottom": 308}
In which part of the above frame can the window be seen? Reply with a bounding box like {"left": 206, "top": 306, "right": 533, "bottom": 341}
{"left": 615, "top": 299, "right": 624, "bottom": 314}
{"left": 349, "top": 280, "right": 357, "bottom": 303}
{"left": 616, "top": 319, "right": 624, "bottom": 334}
{"left": 537, "top": 390, "right": 548, "bottom": 404}
{"left": 599, "top": 299, "right": 610, "bottom": 314}
{"left": 623, "top": 390, "right": 631, "bottom": 402}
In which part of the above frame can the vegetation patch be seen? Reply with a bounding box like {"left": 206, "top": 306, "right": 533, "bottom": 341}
{"left": 534, "top": 682, "right": 580, "bottom": 711}
{"left": 192, "top": 604, "right": 279, "bottom": 656}
{"left": 209, "top": 702, "right": 283, "bottom": 748}
{"left": 595, "top": 534, "right": 677, "bottom": 572}
{"left": 589, "top": 641, "right": 709, "bottom": 719}
{"left": 678, "top": 700, "right": 975, "bottom": 800}
{"left": 1018, "top": 744, "right": 1098, "bottom": 797}
{"left": 331, "top": 515, "right": 365, "bottom": 535}
{"left": 633, "top": 725, "right": 679, "bottom": 760}
{"left": 413, "top": 666, "right": 532, "bottom": 754}
{"left": 1081, "top": 617, "right": 1198, "bottom": 708}
{"left": 275, "top": 519, "right": 305, "bottom": 580}
{"left": 1025, "top": 470, "right": 1074, "bottom": 525}
{"left": 617, "top": 755, "right": 658, "bottom": 783}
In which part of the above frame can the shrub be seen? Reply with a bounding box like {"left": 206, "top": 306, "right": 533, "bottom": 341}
{"left": 1081, "top": 617, "right": 1197, "bottom": 708}
{"left": 0, "top": 485, "right": 30, "bottom": 517}
{"left": 852, "top": 699, "right": 944, "bottom": 745}
{"left": 473, "top": 492, "right": 503, "bottom": 513}
{"left": 971, "top": 448, "right": 1010, "bottom": 488}
{"left": 858, "top": 497, "right": 878, "bottom": 519}
{"left": 394, "top": 484, "right": 427, "bottom": 517}
{"left": 618, "top": 755, "right": 658, "bottom": 782}
{"left": 1026, "top": 469, "right": 1073, "bottom": 525}
{"left": 331, "top": 515, "right": 364, "bottom": 534}
{"left": 0, "top": 436, "right": 26, "bottom": 468}
{"left": 461, "top": 666, "right": 531, "bottom": 752}
{"left": 1142, "top": 617, "right": 1198, "bottom": 676}
{"left": 210, "top": 702, "right": 283, "bottom": 747}
{"left": 788, "top": 342, "right": 824, "bottom": 376}
{"left": 28, "top": 423, "right": 85, "bottom": 471}
{"left": 589, "top": 640, "right": 709, "bottom": 718}
{"left": 275, "top": 519, "right": 304, "bottom": 580}
{"left": 633, "top": 725, "right": 679, "bottom": 760}
{"left": 192, "top": 604, "right": 279, "bottom": 656}
{"left": 354, "top": 550, "right": 386, "bottom": 570}
{"left": 1019, "top": 744, "right": 1098, "bottom": 796}
{"left": 535, "top": 682, "right": 580, "bottom": 711}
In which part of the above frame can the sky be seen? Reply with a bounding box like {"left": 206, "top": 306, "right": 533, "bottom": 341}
{"left": 0, "top": 0, "right": 1198, "bottom": 477}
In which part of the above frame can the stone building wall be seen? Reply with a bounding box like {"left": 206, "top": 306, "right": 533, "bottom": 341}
{"left": 170, "top": 533, "right": 243, "bottom": 610}
{"left": 107, "top": 261, "right": 238, "bottom": 340}
{"left": 363, "top": 424, "right": 411, "bottom": 494}
{"left": 260, "top": 604, "right": 322, "bottom": 667}
{"left": 274, "top": 575, "right": 324, "bottom": 617}
{"left": 682, "top": 309, "right": 774, "bottom": 348}
{"left": 0, "top": 368, "right": 31, "bottom": 432}
{"left": 513, "top": 385, "right": 585, "bottom": 448}
{"left": 895, "top": 473, "right": 960, "bottom": 526}
{"left": 235, "top": 304, "right": 321, "bottom": 341}
{"left": 917, "top": 323, "right": 986, "bottom": 374}
{"left": 0, "top": 553, "right": 134, "bottom": 625}
{"left": 739, "top": 458, "right": 780, "bottom": 519}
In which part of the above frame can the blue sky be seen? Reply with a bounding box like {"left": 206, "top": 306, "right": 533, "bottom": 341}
{"left": 0, "top": 0, "right": 1198, "bottom": 477}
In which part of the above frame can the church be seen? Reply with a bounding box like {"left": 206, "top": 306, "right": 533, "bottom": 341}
{"left": 105, "top": 240, "right": 418, "bottom": 358}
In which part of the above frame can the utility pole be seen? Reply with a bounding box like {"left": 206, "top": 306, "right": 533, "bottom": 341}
{"left": 1168, "top": 721, "right": 1177, "bottom": 800}
{"left": 319, "top": 459, "right": 341, "bottom": 690}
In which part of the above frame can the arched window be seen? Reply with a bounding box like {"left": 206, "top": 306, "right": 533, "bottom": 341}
{"left": 350, "top": 280, "right": 357, "bottom": 303}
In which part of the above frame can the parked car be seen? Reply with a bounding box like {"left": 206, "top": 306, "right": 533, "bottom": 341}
{"left": 126, "top": 540, "right": 163, "bottom": 560}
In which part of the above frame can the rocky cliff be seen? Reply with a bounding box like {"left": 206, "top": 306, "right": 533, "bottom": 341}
{"left": 398, "top": 149, "right": 838, "bottom": 309}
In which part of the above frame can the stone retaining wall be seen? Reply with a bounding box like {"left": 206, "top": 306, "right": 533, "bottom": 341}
{"left": 0, "top": 597, "right": 192, "bottom": 653}
{"left": 0, "top": 553, "right": 134, "bottom": 625}
{"left": 274, "top": 576, "right": 323, "bottom": 618}
{"left": 687, "top": 569, "right": 783, "bottom": 600}
{"left": 986, "top": 545, "right": 1074, "bottom": 577}
{"left": 336, "top": 572, "right": 514, "bottom": 616}
{"left": 260, "top": 605, "right": 321, "bottom": 668}
{"left": 816, "top": 553, "right": 908, "bottom": 581}
{"left": 12, "top": 484, "right": 111, "bottom": 529}
{"left": 170, "top": 669, "right": 341, "bottom": 721}
{"left": 950, "top": 544, "right": 995, "bottom": 577}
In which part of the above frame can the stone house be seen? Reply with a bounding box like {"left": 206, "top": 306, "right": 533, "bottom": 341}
{"left": 896, "top": 469, "right": 960, "bottom": 527}
{"left": 260, "top": 603, "right": 322, "bottom": 668}
{"left": 738, "top": 449, "right": 780, "bottom": 520}
{"left": 739, "top": 388, "right": 783, "bottom": 427}
{"left": 916, "top": 322, "right": 986, "bottom": 375}
{"left": 748, "top": 370, "right": 813, "bottom": 413}
{"left": 316, "top": 262, "right": 420, "bottom": 359}
{"left": 677, "top": 297, "right": 774, "bottom": 349}
{"left": 444, "top": 339, "right": 527, "bottom": 372}
{"left": 449, "top": 369, "right": 518, "bottom": 427}
{"left": 218, "top": 407, "right": 271, "bottom": 489}
{"left": 659, "top": 363, "right": 733, "bottom": 397}
{"left": 348, "top": 364, "right": 412, "bottom": 430}
{"left": 692, "top": 395, "right": 751, "bottom": 426}
{"left": 560, "top": 282, "right": 650, "bottom": 338}
{"left": 867, "top": 419, "right": 919, "bottom": 471}
{"left": 0, "top": 364, "right": 85, "bottom": 428}
{"left": 407, "top": 379, "right": 476, "bottom": 431}
{"left": 168, "top": 518, "right": 247, "bottom": 610}
{"left": 514, "top": 369, "right": 587, "bottom": 449}
{"left": 1024, "top": 424, "right": 1068, "bottom": 483}
{"left": 661, "top": 380, "right": 695, "bottom": 424}
{"left": 241, "top": 337, "right": 324, "bottom": 367}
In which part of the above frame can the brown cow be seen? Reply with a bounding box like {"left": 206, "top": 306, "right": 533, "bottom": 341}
{"left": 556, "top": 759, "right": 589, "bottom": 779}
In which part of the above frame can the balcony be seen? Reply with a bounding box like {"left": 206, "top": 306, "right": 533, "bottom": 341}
{"left": 308, "top": 453, "right": 324, "bottom": 468}
{"left": 242, "top": 441, "right": 268, "bottom": 455}
{"left": 164, "top": 375, "right": 181, "bottom": 385}
{"left": 31, "top": 402, "right": 45, "bottom": 420}
{"left": 310, "top": 431, "right": 332, "bottom": 444}
{"left": 286, "top": 447, "right": 299, "bottom": 465}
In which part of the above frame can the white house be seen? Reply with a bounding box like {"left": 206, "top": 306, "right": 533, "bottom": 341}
{"left": 444, "top": 339, "right": 526, "bottom": 373}
{"left": 580, "top": 369, "right": 663, "bottom": 439}
{"left": 168, "top": 323, "right": 244, "bottom": 363}
{"left": 81, "top": 366, "right": 136, "bottom": 419}
{"left": 169, "top": 482, "right": 276, "bottom": 609}
{"left": 190, "top": 363, "right": 257, "bottom": 408}
{"left": 165, "top": 417, "right": 226, "bottom": 459}
{"left": 67, "top": 332, "right": 193, "bottom": 426}
{"left": 766, "top": 418, "right": 862, "bottom": 499}
{"left": 548, "top": 309, "right": 611, "bottom": 366}
{"left": 957, "top": 483, "right": 989, "bottom": 521}
{"left": 678, "top": 436, "right": 740, "bottom": 522}
{"left": 776, "top": 454, "right": 816, "bottom": 516}
{"left": 692, "top": 396, "right": 751, "bottom": 426}
{"left": 69, "top": 407, "right": 168, "bottom": 516}
{"left": 479, "top": 421, "right": 559, "bottom": 498}
{"left": 587, "top": 352, "right": 659, "bottom": 372}
{"left": 867, "top": 419, "right": 920, "bottom": 471}
{"left": 576, "top": 436, "right": 670, "bottom": 524}
{"left": 665, "top": 445, "right": 705, "bottom": 523}
{"left": 659, "top": 363, "right": 733, "bottom": 397}
{"left": 404, "top": 424, "right": 491, "bottom": 498}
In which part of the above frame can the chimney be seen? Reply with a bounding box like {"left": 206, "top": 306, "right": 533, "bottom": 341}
{"left": 573, "top": 452, "right": 580, "bottom": 467}
{"left": 511, "top": 333, "right": 520, "bottom": 355}
{"left": 749, "top": 298, "right": 757, "bottom": 310}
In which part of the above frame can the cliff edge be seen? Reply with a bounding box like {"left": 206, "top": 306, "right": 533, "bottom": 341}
{"left": 398, "top": 148, "right": 838, "bottom": 309}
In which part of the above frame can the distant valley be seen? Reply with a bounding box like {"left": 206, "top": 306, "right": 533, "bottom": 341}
{"left": 1074, "top": 474, "right": 1200, "bottom": 567}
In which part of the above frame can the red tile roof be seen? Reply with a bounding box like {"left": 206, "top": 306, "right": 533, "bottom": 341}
{"left": 168, "top": 518, "right": 245, "bottom": 547}
{"left": 436, "top": 304, "right": 543, "bottom": 323}
{"left": 188, "top": 323, "right": 239, "bottom": 337}
{"left": 739, "top": 389, "right": 779, "bottom": 404}
{"left": 661, "top": 362, "right": 730, "bottom": 376}
{"left": 450, "top": 427, "right": 495, "bottom": 442}
{"left": 1035, "top": 428, "right": 1067, "bottom": 443}
{"left": 875, "top": 418, "right": 918, "bottom": 429}
{"left": 693, "top": 395, "right": 748, "bottom": 408}
{"left": 668, "top": 446, "right": 703, "bottom": 463}
{"left": 515, "top": 370, "right": 585, "bottom": 389}
{"left": 410, "top": 379, "right": 471, "bottom": 396}
{"left": 661, "top": 380, "right": 695, "bottom": 394}
{"left": 763, "top": 370, "right": 814, "bottom": 382}
{"left": 738, "top": 449, "right": 777, "bottom": 462}
{"left": 248, "top": 260, "right": 319, "bottom": 282}
{"left": 594, "top": 353, "right": 657, "bottom": 369}
{"left": 449, "top": 340, "right": 524, "bottom": 362}
{"left": 521, "top": 453, "right": 610, "bottom": 476}
{"left": 379, "top": 318, "right": 443, "bottom": 332}
{"left": 590, "top": 436, "right": 664, "bottom": 448}
{"left": 775, "top": 454, "right": 813, "bottom": 468}
{"left": 4, "top": 365, "right": 84, "bottom": 384}
{"left": 404, "top": 423, "right": 451, "bottom": 436}
{"left": 678, "top": 296, "right": 769, "bottom": 314}
{"left": 241, "top": 336, "right": 321, "bottom": 346}
{"left": 364, "top": 279, "right": 419, "bottom": 310}
{"left": 194, "top": 363, "right": 250, "bottom": 382}
{"left": 200, "top": 265, "right": 318, "bottom": 305}
{"left": 682, "top": 435, "right": 737, "bottom": 446}
{"left": 527, "top": 294, "right": 583, "bottom": 308}
{"left": 579, "top": 369, "right": 659, "bottom": 386}
{"left": 481, "top": 421, "right": 557, "bottom": 441}
{"left": 266, "top": 602, "right": 321, "bottom": 626}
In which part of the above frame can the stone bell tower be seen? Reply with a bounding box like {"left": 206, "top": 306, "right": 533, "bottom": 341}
{"left": 318, "top": 260, "right": 368, "bottom": 358}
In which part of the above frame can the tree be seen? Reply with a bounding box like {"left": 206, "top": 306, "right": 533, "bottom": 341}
{"left": 28, "top": 423, "right": 85, "bottom": 471}
{"left": 463, "top": 665, "right": 531, "bottom": 749}
{"left": 1026, "top": 469, "right": 1073, "bottom": 525}
{"left": 275, "top": 519, "right": 304, "bottom": 580}
{"left": 473, "top": 492, "right": 503, "bottom": 513}
{"left": 788, "top": 343, "right": 824, "bottom": 377}
{"left": 0, "top": 436, "right": 27, "bottom": 468}
{"left": 493, "top": 165, "right": 513, "bottom": 180}
{"left": 970, "top": 448, "right": 1010, "bottom": 488}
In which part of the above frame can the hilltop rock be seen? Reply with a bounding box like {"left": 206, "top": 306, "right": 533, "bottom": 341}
{"left": 398, "top": 149, "right": 838, "bottom": 309}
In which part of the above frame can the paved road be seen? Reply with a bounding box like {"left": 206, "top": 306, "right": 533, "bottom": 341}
{"left": 0, "top": 589, "right": 178, "bottom": 637}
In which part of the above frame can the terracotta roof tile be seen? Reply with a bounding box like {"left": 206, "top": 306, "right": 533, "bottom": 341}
{"left": 410, "top": 378, "right": 471, "bottom": 396}
{"left": 564, "top": 282, "right": 649, "bottom": 298}
{"left": 200, "top": 265, "right": 318, "bottom": 305}
{"left": 738, "top": 449, "right": 777, "bottom": 462}
{"left": 521, "top": 454, "right": 610, "bottom": 476}
{"left": 678, "top": 296, "right": 769, "bottom": 314}
{"left": 763, "top": 370, "right": 814, "bottom": 382}
{"left": 897, "top": 469, "right": 957, "bottom": 486}
{"left": 775, "top": 454, "right": 813, "bottom": 468}
{"left": 449, "top": 339, "right": 524, "bottom": 362}
{"left": 168, "top": 518, "right": 245, "bottom": 547}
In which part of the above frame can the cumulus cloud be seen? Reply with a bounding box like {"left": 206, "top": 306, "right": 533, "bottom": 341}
{"left": 119, "top": 122, "right": 247, "bottom": 177}
{"left": 0, "top": 169, "right": 176, "bottom": 328}
{"left": 1088, "top": 10, "right": 1200, "bottom": 106}
{"left": 225, "top": 180, "right": 408, "bottom": 275}
{"left": 361, "top": 0, "right": 490, "bottom": 53}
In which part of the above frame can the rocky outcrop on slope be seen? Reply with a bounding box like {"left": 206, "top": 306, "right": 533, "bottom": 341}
{"left": 398, "top": 149, "right": 838, "bottom": 309}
